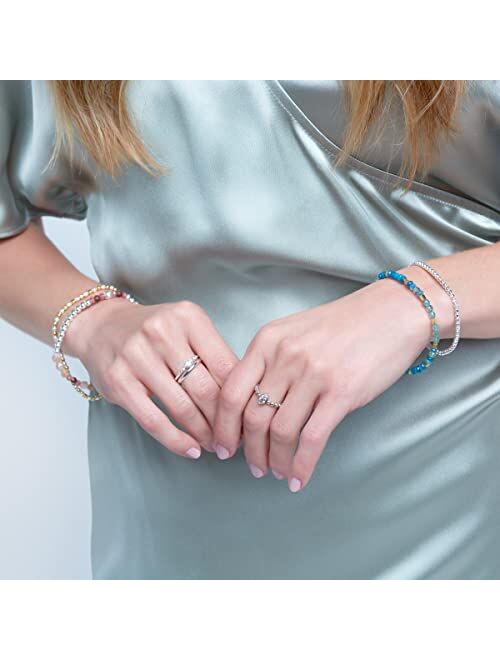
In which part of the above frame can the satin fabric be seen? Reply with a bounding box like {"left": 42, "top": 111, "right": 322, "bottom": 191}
{"left": 1, "top": 80, "right": 500, "bottom": 579}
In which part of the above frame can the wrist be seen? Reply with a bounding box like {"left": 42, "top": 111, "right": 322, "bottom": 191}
{"left": 370, "top": 276, "right": 431, "bottom": 353}
{"left": 399, "top": 264, "right": 455, "bottom": 339}
{"left": 63, "top": 295, "right": 133, "bottom": 358}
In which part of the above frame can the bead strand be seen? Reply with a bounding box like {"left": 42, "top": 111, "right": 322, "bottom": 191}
{"left": 52, "top": 285, "right": 138, "bottom": 401}
{"left": 376, "top": 269, "right": 440, "bottom": 376}
{"left": 51, "top": 284, "right": 117, "bottom": 340}
{"left": 55, "top": 288, "right": 137, "bottom": 353}
{"left": 411, "top": 260, "right": 461, "bottom": 357}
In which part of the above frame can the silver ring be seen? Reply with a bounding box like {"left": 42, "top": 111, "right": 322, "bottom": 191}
{"left": 174, "top": 354, "right": 201, "bottom": 385}
{"left": 254, "top": 384, "right": 282, "bottom": 409}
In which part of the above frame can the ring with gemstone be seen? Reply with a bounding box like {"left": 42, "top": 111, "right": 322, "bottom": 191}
{"left": 174, "top": 354, "right": 201, "bottom": 385}
{"left": 254, "top": 384, "right": 282, "bottom": 409}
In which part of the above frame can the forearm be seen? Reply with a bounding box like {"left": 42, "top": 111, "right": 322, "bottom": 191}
{"left": 401, "top": 242, "right": 500, "bottom": 340}
{"left": 0, "top": 221, "right": 99, "bottom": 347}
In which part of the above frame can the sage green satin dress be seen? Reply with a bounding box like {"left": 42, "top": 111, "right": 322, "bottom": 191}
{"left": 2, "top": 80, "right": 500, "bottom": 579}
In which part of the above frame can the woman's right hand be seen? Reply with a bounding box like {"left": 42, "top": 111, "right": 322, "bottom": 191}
{"left": 63, "top": 295, "right": 239, "bottom": 459}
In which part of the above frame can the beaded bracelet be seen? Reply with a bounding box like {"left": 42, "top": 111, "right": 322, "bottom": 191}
{"left": 411, "top": 260, "right": 461, "bottom": 357}
{"left": 51, "top": 284, "right": 118, "bottom": 341}
{"left": 52, "top": 285, "right": 138, "bottom": 400}
{"left": 376, "top": 270, "right": 440, "bottom": 376}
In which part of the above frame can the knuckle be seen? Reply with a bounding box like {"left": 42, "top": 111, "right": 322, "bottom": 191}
{"left": 304, "top": 356, "right": 330, "bottom": 380}
{"left": 300, "top": 427, "right": 326, "bottom": 450}
{"left": 277, "top": 337, "right": 303, "bottom": 360}
{"left": 270, "top": 417, "right": 294, "bottom": 445}
{"left": 219, "top": 384, "right": 244, "bottom": 410}
{"left": 172, "top": 391, "right": 198, "bottom": 422}
{"left": 256, "top": 322, "right": 278, "bottom": 343}
{"left": 119, "top": 335, "right": 143, "bottom": 361}
{"left": 174, "top": 299, "right": 203, "bottom": 320}
{"left": 212, "top": 354, "right": 237, "bottom": 379}
{"left": 138, "top": 409, "right": 162, "bottom": 434}
{"left": 243, "top": 406, "right": 265, "bottom": 433}
{"left": 196, "top": 373, "right": 220, "bottom": 402}
{"left": 142, "top": 314, "right": 168, "bottom": 340}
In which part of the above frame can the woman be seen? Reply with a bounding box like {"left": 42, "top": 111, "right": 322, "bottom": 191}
{"left": 1, "top": 80, "right": 499, "bottom": 579}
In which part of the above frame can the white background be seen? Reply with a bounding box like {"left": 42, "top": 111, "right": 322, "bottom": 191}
{"left": 0, "top": 216, "right": 94, "bottom": 579}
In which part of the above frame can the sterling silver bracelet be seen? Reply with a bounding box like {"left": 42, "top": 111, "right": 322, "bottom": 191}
{"left": 411, "top": 260, "right": 461, "bottom": 357}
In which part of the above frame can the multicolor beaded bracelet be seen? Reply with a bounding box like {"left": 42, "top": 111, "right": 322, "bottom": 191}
{"left": 376, "top": 270, "right": 440, "bottom": 376}
{"left": 51, "top": 284, "right": 118, "bottom": 341}
{"left": 52, "top": 285, "right": 138, "bottom": 400}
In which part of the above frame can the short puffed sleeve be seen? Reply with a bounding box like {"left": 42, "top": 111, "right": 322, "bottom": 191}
{"left": 0, "top": 80, "right": 89, "bottom": 240}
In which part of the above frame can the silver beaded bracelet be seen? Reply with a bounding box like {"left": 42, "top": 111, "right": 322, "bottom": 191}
{"left": 411, "top": 260, "right": 461, "bottom": 357}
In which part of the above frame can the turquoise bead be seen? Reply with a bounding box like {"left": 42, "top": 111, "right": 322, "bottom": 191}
{"left": 376, "top": 267, "right": 440, "bottom": 376}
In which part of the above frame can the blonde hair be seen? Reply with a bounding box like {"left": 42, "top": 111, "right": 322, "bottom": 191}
{"left": 49, "top": 81, "right": 163, "bottom": 177}
{"left": 50, "top": 80, "right": 466, "bottom": 183}
{"left": 341, "top": 80, "right": 466, "bottom": 183}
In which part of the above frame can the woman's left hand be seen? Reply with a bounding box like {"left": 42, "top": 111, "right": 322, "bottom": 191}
{"left": 212, "top": 266, "right": 453, "bottom": 492}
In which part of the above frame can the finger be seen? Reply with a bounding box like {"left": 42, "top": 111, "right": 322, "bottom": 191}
{"left": 124, "top": 336, "right": 215, "bottom": 451}
{"left": 160, "top": 323, "right": 234, "bottom": 434}
{"left": 213, "top": 346, "right": 265, "bottom": 460}
{"left": 289, "top": 395, "right": 348, "bottom": 493}
{"left": 116, "top": 379, "right": 203, "bottom": 459}
{"left": 242, "top": 372, "right": 291, "bottom": 479}
{"left": 187, "top": 311, "right": 239, "bottom": 388}
{"left": 268, "top": 382, "right": 319, "bottom": 480}
{"left": 168, "top": 350, "right": 221, "bottom": 447}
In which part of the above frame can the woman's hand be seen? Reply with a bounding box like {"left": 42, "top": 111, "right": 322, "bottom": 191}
{"left": 64, "top": 296, "right": 239, "bottom": 459}
{"left": 212, "top": 266, "right": 454, "bottom": 491}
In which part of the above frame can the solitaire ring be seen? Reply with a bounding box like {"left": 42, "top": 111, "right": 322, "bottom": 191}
{"left": 174, "top": 354, "right": 201, "bottom": 385}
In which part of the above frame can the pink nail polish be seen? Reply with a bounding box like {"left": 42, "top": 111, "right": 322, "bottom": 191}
{"left": 186, "top": 447, "right": 201, "bottom": 459}
{"left": 249, "top": 464, "right": 265, "bottom": 479}
{"left": 215, "top": 444, "right": 230, "bottom": 460}
{"left": 272, "top": 470, "right": 284, "bottom": 480}
{"left": 289, "top": 477, "right": 302, "bottom": 493}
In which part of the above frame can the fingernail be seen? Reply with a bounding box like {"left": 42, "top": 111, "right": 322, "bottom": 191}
{"left": 272, "top": 470, "right": 284, "bottom": 480}
{"left": 215, "top": 444, "right": 230, "bottom": 460}
{"left": 186, "top": 447, "right": 201, "bottom": 459}
{"left": 289, "top": 477, "right": 302, "bottom": 493}
{"left": 249, "top": 464, "right": 265, "bottom": 479}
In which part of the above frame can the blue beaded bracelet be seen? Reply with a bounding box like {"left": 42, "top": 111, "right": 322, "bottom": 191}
{"left": 376, "top": 269, "right": 440, "bottom": 375}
